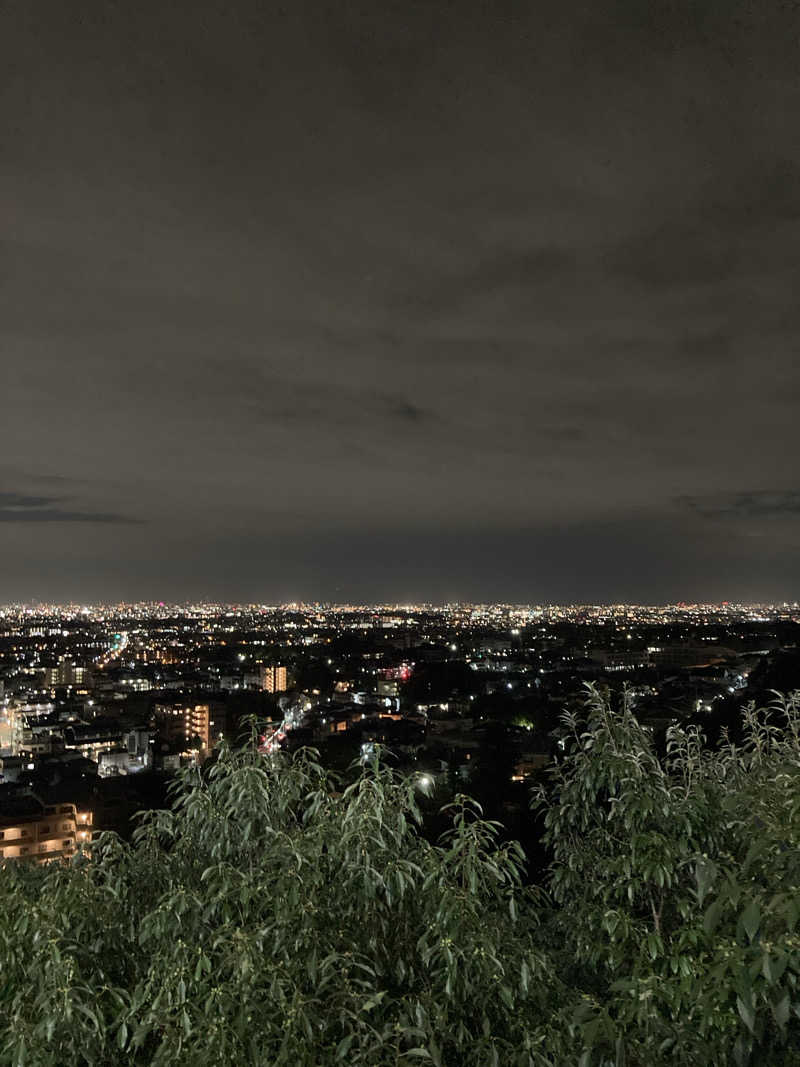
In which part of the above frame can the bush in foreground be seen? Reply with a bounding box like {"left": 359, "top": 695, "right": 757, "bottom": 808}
{"left": 0, "top": 688, "right": 798, "bottom": 1065}
{"left": 536, "top": 686, "right": 800, "bottom": 1065}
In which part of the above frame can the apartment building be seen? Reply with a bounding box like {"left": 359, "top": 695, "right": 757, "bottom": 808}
{"left": 0, "top": 795, "right": 93, "bottom": 863}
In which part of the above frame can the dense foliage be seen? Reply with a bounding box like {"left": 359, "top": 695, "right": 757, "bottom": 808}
{"left": 536, "top": 686, "right": 800, "bottom": 1066}
{"left": 0, "top": 687, "right": 798, "bottom": 1065}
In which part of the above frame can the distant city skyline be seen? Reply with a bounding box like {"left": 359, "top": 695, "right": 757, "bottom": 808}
{"left": 2, "top": 600, "right": 797, "bottom": 616}
{"left": 3, "top": 2, "right": 799, "bottom": 601}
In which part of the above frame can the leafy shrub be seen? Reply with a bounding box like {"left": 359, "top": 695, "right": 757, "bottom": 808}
{"left": 1, "top": 689, "right": 798, "bottom": 1066}
{"left": 535, "top": 686, "right": 800, "bottom": 1066}
{"left": 0, "top": 741, "right": 556, "bottom": 1066}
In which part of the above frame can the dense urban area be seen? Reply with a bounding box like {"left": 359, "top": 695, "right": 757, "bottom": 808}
{"left": 2, "top": 600, "right": 799, "bottom": 862}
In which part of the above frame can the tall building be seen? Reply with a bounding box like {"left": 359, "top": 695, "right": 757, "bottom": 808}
{"left": 154, "top": 703, "right": 210, "bottom": 751}
{"left": 42, "top": 657, "right": 92, "bottom": 689}
{"left": 186, "top": 704, "right": 210, "bottom": 749}
{"left": 258, "top": 665, "right": 288, "bottom": 693}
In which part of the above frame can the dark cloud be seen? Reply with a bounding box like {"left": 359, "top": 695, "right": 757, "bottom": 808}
{"left": 1, "top": 0, "right": 799, "bottom": 599}
{"left": 0, "top": 493, "right": 140, "bottom": 525}
{"left": 678, "top": 491, "right": 800, "bottom": 521}
{"left": 604, "top": 224, "right": 735, "bottom": 290}
{"left": 248, "top": 380, "right": 428, "bottom": 428}
{"left": 404, "top": 247, "right": 579, "bottom": 319}
{"left": 705, "top": 158, "right": 800, "bottom": 228}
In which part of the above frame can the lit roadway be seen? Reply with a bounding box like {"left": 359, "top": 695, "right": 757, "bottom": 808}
{"left": 95, "top": 631, "right": 129, "bottom": 670}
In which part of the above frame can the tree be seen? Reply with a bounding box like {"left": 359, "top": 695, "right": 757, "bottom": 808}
{"left": 534, "top": 685, "right": 800, "bottom": 1065}
{"left": 0, "top": 736, "right": 557, "bottom": 1066}
{"left": 1, "top": 690, "right": 799, "bottom": 1066}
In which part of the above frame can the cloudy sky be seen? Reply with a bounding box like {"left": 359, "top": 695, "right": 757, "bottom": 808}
{"left": 2, "top": 0, "right": 799, "bottom": 603}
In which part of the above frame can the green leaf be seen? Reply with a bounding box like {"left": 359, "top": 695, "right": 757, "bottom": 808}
{"left": 362, "top": 991, "right": 387, "bottom": 1012}
{"left": 772, "top": 993, "right": 790, "bottom": 1030}
{"left": 737, "top": 996, "right": 756, "bottom": 1034}
{"left": 762, "top": 950, "right": 788, "bottom": 985}
{"left": 741, "top": 900, "right": 760, "bottom": 943}
{"left": 695, "top": 857, "right": 717, "bottom": 906}
{"left": 583, "top": 1017, "right": 605, "bottom": 1045}
{"left": 703, "top": 900, "right": 723, "bottom": 935}
{"left": 335, "top": 1034, "right": 354, "bottom": 1060}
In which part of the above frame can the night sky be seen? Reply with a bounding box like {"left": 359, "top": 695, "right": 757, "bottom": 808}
{"left": 2, "top": 1, "right": 799, "bottom": 604}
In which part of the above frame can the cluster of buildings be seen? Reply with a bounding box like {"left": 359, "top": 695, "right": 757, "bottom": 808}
{"left": 0, "top": 600, "right": 797, "bottom": 862}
